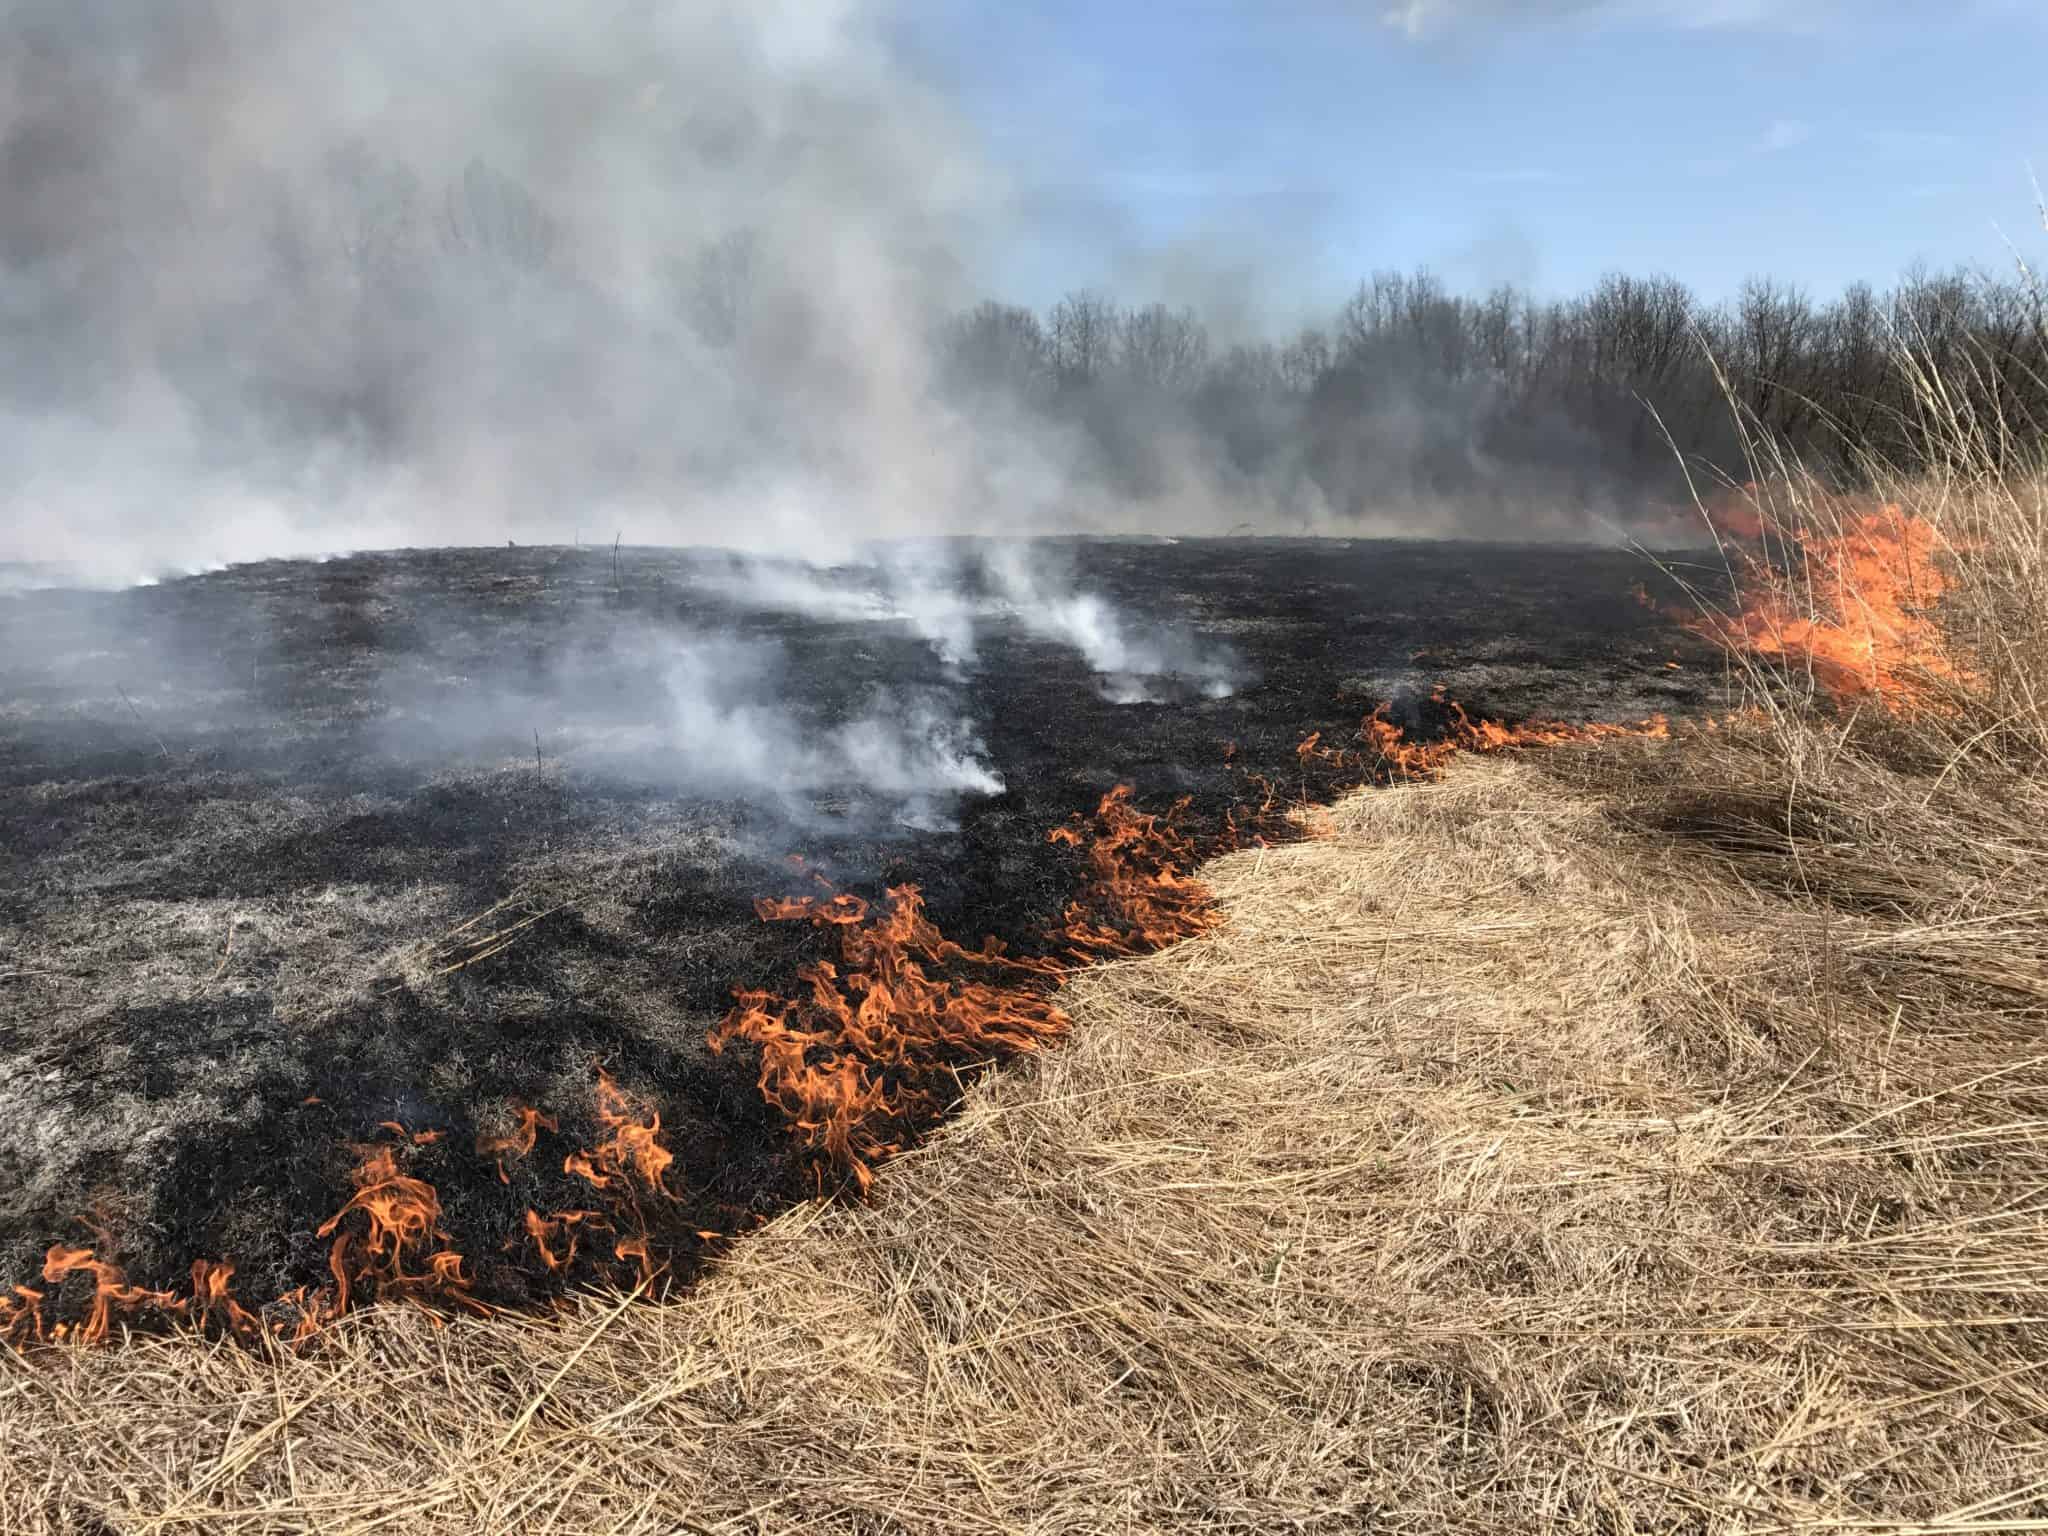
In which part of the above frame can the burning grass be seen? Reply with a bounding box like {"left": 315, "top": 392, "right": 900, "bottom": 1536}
{"left": 9, "top": 733, "right": 2048, "bottom": 1531}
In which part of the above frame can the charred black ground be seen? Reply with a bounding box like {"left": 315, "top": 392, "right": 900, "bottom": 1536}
{"left": 0, "top": 537, "right": 1722, "bottom": 1325}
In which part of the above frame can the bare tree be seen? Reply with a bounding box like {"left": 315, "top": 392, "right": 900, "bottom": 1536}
{"left": 943, "top": 301, "right": 1048, "bottom": 398}
{"left": 440, "top": 159, "right": 557, "bottom": 273}
{"left": 1116, "top": 303, "right": 1209, "bottom": 394}
{"left": 1047, "top": 290, "right": 1117, "bottom": 389}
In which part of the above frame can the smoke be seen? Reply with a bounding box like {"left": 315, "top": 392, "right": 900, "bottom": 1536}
{"left": 369, "top": 609, "right": 1002, "bottom": 825}
{"left": 0, "top": 0, "right": 1748, "bottom": 593}
{"left": 979, "top": 543, "right": 1246, "bottom": 702}
{"left": 0, "top": 0, "right": 1017, "bottom": 580}
{"left": 650, "top": 634, "right": 1002, "bottom": 813}
{"left": 689, "top": 544, "right": 985, "bottom": 669}
{"left": 685, "top": 540, "right": 1247, "bottom": 703}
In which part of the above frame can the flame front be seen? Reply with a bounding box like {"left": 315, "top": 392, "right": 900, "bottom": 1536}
{"left": 4, "top": 643, "right": 1706, "bottom": 1347}
{"left": 1302, "top": 700, "right": 1669, "bottom": 781}
{"left": 1049, "top": 786, "right": 1223, "bottom": 960}
{"left": 1682, "top": 501, "right": 1961, "bottom": 711}
{"left": 712, "top": 884, "right": 1072, "bottom": 1193}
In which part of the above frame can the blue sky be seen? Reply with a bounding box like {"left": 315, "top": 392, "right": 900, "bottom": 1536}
{"left": 907, "top": 0, "right": 2048, "bottom": 330}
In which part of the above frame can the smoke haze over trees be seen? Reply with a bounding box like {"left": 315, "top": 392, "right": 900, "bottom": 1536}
{"left": 937, "top": 266, "right": 2048, "bottom": 537}
{"left": 0, "top": 1, "right": 2041, "bottom": 579}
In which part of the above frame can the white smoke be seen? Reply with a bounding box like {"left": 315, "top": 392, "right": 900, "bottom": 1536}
{"left": 686, "top": 540, "right": 1248, "bottom": 702}
{"left": 979, "top": 543, "right": 1245, "bottom": 702}
{"left": 0, "top": 0, "right": 1016, "bottom": 579}
{"left": 654, "top": 634, "right": 1000, "bottom": 805}
{"left": 688, "top": 545, "right": 985, "bottom": 668}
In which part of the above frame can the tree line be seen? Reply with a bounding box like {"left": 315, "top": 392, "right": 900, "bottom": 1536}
{"left": 932, "top": 267, "right": 2048, "bottom": 518}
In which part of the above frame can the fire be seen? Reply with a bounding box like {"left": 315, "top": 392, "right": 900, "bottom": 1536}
{"left": 522, "top": 1208, "right": 604, "bottom": 1273}
{"left": 1049, "top": 786, "right": 1223, "bottom": 961}
{"left": 1302, "top": 700, "right": 1670, "bottom": 782}
{"left": 33, "top": 1245, "right": 181, "bottom": 1345}
{"left": 189, "top": 1259, "right": 260, "bottom": 1339}
{"left": 712, "top": 885, "right": 1070, "bottom": 1194}
{"left": 554, "top": 1070, "right": 691, "bottom": 1282}
{"left": 1701, "top": 481, "right": 1767, "bottom": 542}
{"left": 478, "top": 1104, "right": 557, "bottom": 1183}
{"left": 1680, "top": 502, "right": 1961, "bottom": 710}
{"left": 313, "top": 1141, "right": 485, "bottom": 1323}
{"left": 0, "top": 1286, "right": 45, "bottom": 1347}
{"left": 4, "top": 623, "right": 1714, "bottom": 1351}
{"left": 712, "top": 785, "right": 1236, "bottom": 1192}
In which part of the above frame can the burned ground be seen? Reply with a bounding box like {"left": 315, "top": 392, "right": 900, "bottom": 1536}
{"left": 0, "top": 537, "right": 1719, "bottom": 1325}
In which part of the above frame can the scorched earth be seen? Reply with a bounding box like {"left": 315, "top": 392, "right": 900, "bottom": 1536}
{"left": 0, "top": 536, "right": 1717, "bottom": 1337}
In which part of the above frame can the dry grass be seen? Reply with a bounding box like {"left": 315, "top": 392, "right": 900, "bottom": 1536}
{"left": 6, "top": 730, "right": 2047, "bottom": 1532}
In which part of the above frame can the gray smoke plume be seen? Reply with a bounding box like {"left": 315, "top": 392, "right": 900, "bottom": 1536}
{"left": 0, "top": 0, "right": 1017, "bottom": 581}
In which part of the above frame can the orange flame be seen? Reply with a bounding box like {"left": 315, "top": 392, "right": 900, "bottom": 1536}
{"left": 548, "top": 1070, "right": 691, "bottom": 1282}
{"left": 522, "top": 1208, "right": 605, "bottom": 1272}
{"left": 1301, "top": 700, "right": 1670, "bottom": 782}
{"left": 1048, "top": 786, "right": 1223, "bottom": 961}
{"left": 189, "top": 1259, "right": 260, "bottom": 1339}
{"left": 478, "top": 1104, "right": 557, "bottom": 1183}
{"left": 717, "top": 786, "right": 1235, "bottom": 1191}
{"left": 712, "top": 884, "right": 1071, "bottom": 1193}
{"left": 28, "top": 1245, "right": 182, "bottom": 1345}
{"left": 313, "top": 1141, "right": 485, "bottom": 1323}
{"left": 0, "top": 1285, "right": 46, "bottom": 1346}
{"left": 1682, "top": 503, "right": 1961, "bottom": 710}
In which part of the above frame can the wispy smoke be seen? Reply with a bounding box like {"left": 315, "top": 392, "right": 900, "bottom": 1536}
{"left": 652, "top": 633, "right": 999, "bottom": 805}
{"left": 372, "top": 612, "right": 1001, "bottom": 825}
{"left": 690, "top": 544, "right": 985, "bottom": 669}
{"left": 979, "top": 544, "right": 1246, "bottom": 702}
{"left": 686, "top": 542, "right": 1247, "bottom": 704}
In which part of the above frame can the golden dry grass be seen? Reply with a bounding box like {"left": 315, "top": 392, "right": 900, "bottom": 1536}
{"left": 7, "top": 734, "right": 2046, "bottom": 1533}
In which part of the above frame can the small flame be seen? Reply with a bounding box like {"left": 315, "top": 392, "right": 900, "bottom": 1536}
{"left": 37, "top": 1244, "right": 182, "bottom": 1346}
{"left": 522, "top": 1208, "right": 605, "bottom": 1272}
{"left": 477, "top": 1104, "right": 558, "bottom": 1183}
{"left": 189, "top": 1259, "right": 260, "bottom": 1339}
{"left": 1302, "top": 700, "right": 1669, "bottom": 781}
{"left": 312, "top": 1141, "right": 485, "bottom": 1323}
{"left": 550, "top": 1070, "right": 686, "bottom": 1282}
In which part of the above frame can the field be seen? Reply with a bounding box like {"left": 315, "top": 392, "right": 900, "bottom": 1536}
{"left": 0, "top": 538, "right": 1710, "bottom": 1321}
{"left": 7, "top": 469, "right": 2048, "bottom": 1531}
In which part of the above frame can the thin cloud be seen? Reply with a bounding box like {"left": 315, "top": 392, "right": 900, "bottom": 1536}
{"left": 1758, "top": 118, "right": 1813, "bottom": 153}
{"left": 1377, "top": 0, "right": 1833, "bottom": 39}
{"left": 1454, "top": 167, "right": 1580, "bottom": 186}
